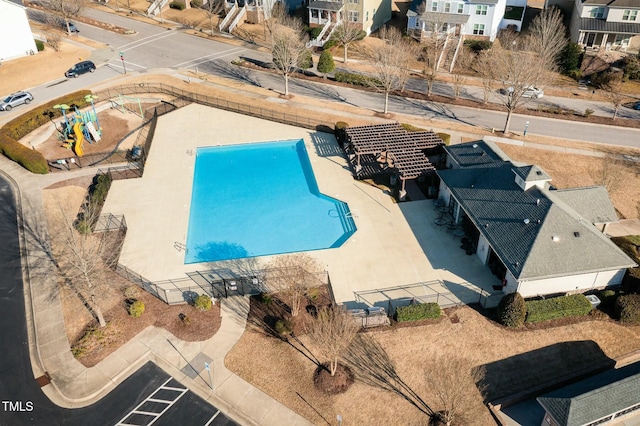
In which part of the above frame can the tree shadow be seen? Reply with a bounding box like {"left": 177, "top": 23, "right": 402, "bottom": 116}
{"left": 394, "top": 96, "right": 480, "bottom": 127}
{"left": 479, "top": 340, "right": 616, "bottom": 404}
{"left": 344, "top": 333, "right": 434, "bottom": 418}
{"left": 201, "top": 59, "right": 263, "bottom": 88}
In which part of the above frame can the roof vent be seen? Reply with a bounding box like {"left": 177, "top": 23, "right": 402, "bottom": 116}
{"left": 536, "top": 198, "right": 540, "bottom": 206}
{"left": 574, "top": 231, "right": 580, "bottom": 237}
{"left": 552, "top": 235, "right": 560, "bottom": 242}
{"left": 472, "top": 143, "right": 478, "bottom": 148}
{"left": 484, "top": 223, "right": 489, "bottom": 228}
{"left": 537, "top": 219, "right": 541, "bottom": 224}
{"left": 536, "top": 170, "right": 542, "bottom": 175}
{"left": 523, "top": 218, "right": 530, "bottom": 225}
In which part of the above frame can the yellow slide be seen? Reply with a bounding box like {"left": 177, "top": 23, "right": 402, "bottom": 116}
{"left": 72, "top": 122, "right": 84, "bottom": 157}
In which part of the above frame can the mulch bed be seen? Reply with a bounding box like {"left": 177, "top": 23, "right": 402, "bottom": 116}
{"left": 73, "top": 289, "right": 221, "bottom": 367}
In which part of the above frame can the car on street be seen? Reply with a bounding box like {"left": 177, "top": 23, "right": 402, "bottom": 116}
{"left": 0, "top": 91, "right": 34, "bottom": 111}
{"left": 499, "top": 85, "right": 544, "bottom": 99}
{"left": 65, "top": 60, "right": 96, "bottom": 78}
{"left": 63, "top": 21, "right": 79, "bottom": 33}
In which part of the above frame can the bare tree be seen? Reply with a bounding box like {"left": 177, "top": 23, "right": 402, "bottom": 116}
{"left": 491, "top": 39, "right": 548, "bottom": 133}
{"left": 419, "top": 10, "right": 450, "bottom": 97}
{"left": 264, "top": 253, "right": 323, "bottom": 317}
{"left": 424, "top": 356, "right": 487, "bottom": 426}
{"left": 306, "top": 306, "right": 360, "bottom": 376}
{"left": 201, "top": 0, "right": 225, "bottom": 35}
{"left": 332, "top": 0, "right": 365, "bottom": 64}
{"left": 265, "top": 11, "right": 309, "bottom": 96}
{"left": 527, "top": 7, "right": 567, "bottom": 71}
{"left": 50, "top": 201, "right": 122, "bottom": 328}
{"left": 45, "top": 0, "right": 87, "bottom": 35}
{"left": 603, "top": 76, "right": 626, "bottom": 119}
{"left": 472, "top": 49, "right": 496, "bottom": 104}
{"left": 451, "top": 47, "right": 472, "bottom": 100}
{"left": 367, "top": 26, "right": 417, "bottom": 114}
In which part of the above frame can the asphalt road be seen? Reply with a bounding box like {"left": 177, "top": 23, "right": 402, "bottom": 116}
{"left": 0, "top": 174, "right": 235, "bottom": 425}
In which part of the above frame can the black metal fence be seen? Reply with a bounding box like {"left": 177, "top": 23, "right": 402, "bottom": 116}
{"left": 93, "top": 83, "right": 331, "bottom": 131}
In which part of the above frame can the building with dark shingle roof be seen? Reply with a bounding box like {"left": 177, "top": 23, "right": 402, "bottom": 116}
{"left": 570, "top": 0, "right": 640, "bottom": 53}
{"left": 537, "top": 361, "right": 640, "bottom": 426}
{"left": 436, "top": 140, "right": 635, "bottom": 297}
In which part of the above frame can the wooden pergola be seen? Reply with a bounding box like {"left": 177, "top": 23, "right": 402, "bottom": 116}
{"left": 343, "top": 123, "right": 444, "bottom": 196}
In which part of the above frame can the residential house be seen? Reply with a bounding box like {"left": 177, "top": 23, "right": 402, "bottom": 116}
{"left": 0, "top": 0, "right": 37, "bottom": 62}
{"left": 436, "top": 140, "right": 635, "bottom": 298}
{"left": 569, "top": 0, "right": 640, "bottom": 52}
{"left": 406, "top": 0, "right": 528, "bottom": 43}
{"left": 306, "top": 0, "right": 392, "bottom": 45}
{"left": 538, "top": 361, "right": 640, "bottom": 425}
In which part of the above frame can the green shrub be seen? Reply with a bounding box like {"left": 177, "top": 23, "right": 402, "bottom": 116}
{"left": 396, "top": 303, "right": 441, "bottom": 322}
{"left": 299, "top": 49, "right": 313, "bottom": 69}
{"left": 317, "top": 50, "right": 335, "bottom": 75}
{"left": 323, "top": 37, "right": 337, "bottom": 50}
{"left": 194, "top": 294, "right": 213, "bottom": 311}
{"left": 306, "top": 26, "right": 322, "bottom": 39}
{"left": 128, "top": 300, "right": 145, "bottom": 318}
{"left": 334, "top": 71, "right": 378, "bottom": 87}
{"left": 35, "top": 39, "right": 45, "bottom": 52}
{"left": 259, "top": 293, "right": 273, "bottom": 304}
{"left": 275, "top": 318, "right": 292, "bottom": 336}
{"left": 306, "top": 287, "right": 320, "bottom": 301}
{"left": 0, "top": 133, "right": 48, "bottom": 174}
{"left": 616, "top": 294, "right": 640, "bottom": 323}
{"left": 464, "top": 39, "right": 492, "bottom": 53}
{"left": 437, "top": 132, "right": 451, "bottom": 145}
{"left": 334, "top": 121, "right": 349, "bottom": 145}
{"left": 169, "top": 1, "right": 185, "bottom": 9}
{"left": 401, "top": 123, "right": 425, "bottom": 132}
{"left": 584, "top": 109, "right": 594, "bottom": 117}
{"left": 598, "top": 289, "right": 618, "bottom": 310}
{"left": 190, "top": 0, "right": 202, "bottom": 6}
{"left": 525, "top": 294, "right": 593, "bottom": 323}
{"left": 560, "top": 42, "right": 582, "bottom": 76}
{"left": 497, "top": 293, "right": 526, "bottom": 327}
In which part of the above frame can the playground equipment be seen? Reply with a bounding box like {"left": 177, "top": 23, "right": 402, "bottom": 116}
{"left": 54, "top": 98, "right": 102, "bottom": 157}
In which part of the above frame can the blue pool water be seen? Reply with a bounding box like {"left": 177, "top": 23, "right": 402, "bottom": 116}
{"left": 185, "top": 139, "right": 356, "bottom": 264}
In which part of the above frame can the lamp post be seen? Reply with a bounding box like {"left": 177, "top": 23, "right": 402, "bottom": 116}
{"left": 524, "top": 121, "right": 529, "bottom": 137}
{"left": 204, "top": 362, "right": 214, "bottom": 390}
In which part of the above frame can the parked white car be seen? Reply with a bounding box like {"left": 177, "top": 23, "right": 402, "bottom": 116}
{"left": 500, "top": 86, "right": 544, "bottom": 99}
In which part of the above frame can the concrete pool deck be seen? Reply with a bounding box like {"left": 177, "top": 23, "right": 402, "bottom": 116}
{"left": 103, "top": 103, "right": 502, "bottom": 308}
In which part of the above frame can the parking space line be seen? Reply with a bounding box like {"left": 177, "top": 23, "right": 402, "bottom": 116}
{"left": 115, "top": 378, "right": 189, "bottom": 426}
{"left": 204, "top": 410, "right": 221, "bottom": 426}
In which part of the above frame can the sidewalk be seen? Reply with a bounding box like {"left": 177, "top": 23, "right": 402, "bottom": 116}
{"left": 1, "top": 154, "right": 311, "bottom": 424}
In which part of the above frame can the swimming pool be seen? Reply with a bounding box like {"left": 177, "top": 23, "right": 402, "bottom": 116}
{"left": 185, "top": 139, "right": 356, "bottom": 263}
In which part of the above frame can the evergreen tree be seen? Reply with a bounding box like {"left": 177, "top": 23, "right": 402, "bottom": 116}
{"left": 317, "top": 50, "right": 335, "bottom": 78}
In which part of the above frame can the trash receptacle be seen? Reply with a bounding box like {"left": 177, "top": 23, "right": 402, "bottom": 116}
{"left": 586, "top": 294, "right": 601, "bottom": 309}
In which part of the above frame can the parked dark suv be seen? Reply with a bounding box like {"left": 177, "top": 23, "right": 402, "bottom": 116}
{"left": 65, "top": 60, "right": 96, "bottom": 78}
{"left": 0, "top": 91, "right": 34, "bottom": 111}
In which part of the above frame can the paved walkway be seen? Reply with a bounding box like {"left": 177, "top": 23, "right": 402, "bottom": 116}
{"left": 1, "top": 155, "right": 311, "bottom": 425}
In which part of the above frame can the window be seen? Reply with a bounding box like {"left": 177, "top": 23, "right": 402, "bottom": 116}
{"left": 432, "top": 1, "right": 438, "bottom": 12}
{"left": 473, "top": 23, "right": 485, "bottom": 34}
{"left": 589, "top": 7, "right": 605, "bottom": 18}
{"left": 348, "top": 10, "right": 359, "bottom": 22}
{"left": 476, "top": 5, "right": 487, "bottom": 15}
{"left": 366, "top": 10, "right": 369, "bottom": 21}
{"left": 416, "top": 19, "right": 421, "bottom": 28}
{"left": 623, "top": 9, "right": 638, "bottom": 21}
{"left": 348, "top": 0, "right": 358, "bottom": 4}
{"left": 457, "top": 3, "right": 463, "bottom": 13}
{"left": 615, "top": 34, "right": 630, "bottom": 46}
{"left": 444, "top": 2, "right": 450, "bottom": 12}
{"left": 311, "top": 9, "right": 318, "bottom": 18}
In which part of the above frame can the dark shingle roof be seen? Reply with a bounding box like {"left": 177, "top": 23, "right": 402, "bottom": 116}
{"left": 308, "top": 0, "right": 342, "bottom": 10}
{"left": 445, "top": 140, "right": 509, "bottom": 168}
{"left": 553, "top": 186, "right": 618, "bottom": 224}
{"left": 579, "top": 17, "right": 640, "bottom": 34}
{"left": 437, "top": 142, "right": 635, "bottom": 280}
{"left": 512, "top": 165, "right": 551, "bottom": 183}
{"left": 538, "top": 362, "right": 640, "bottom": 426}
